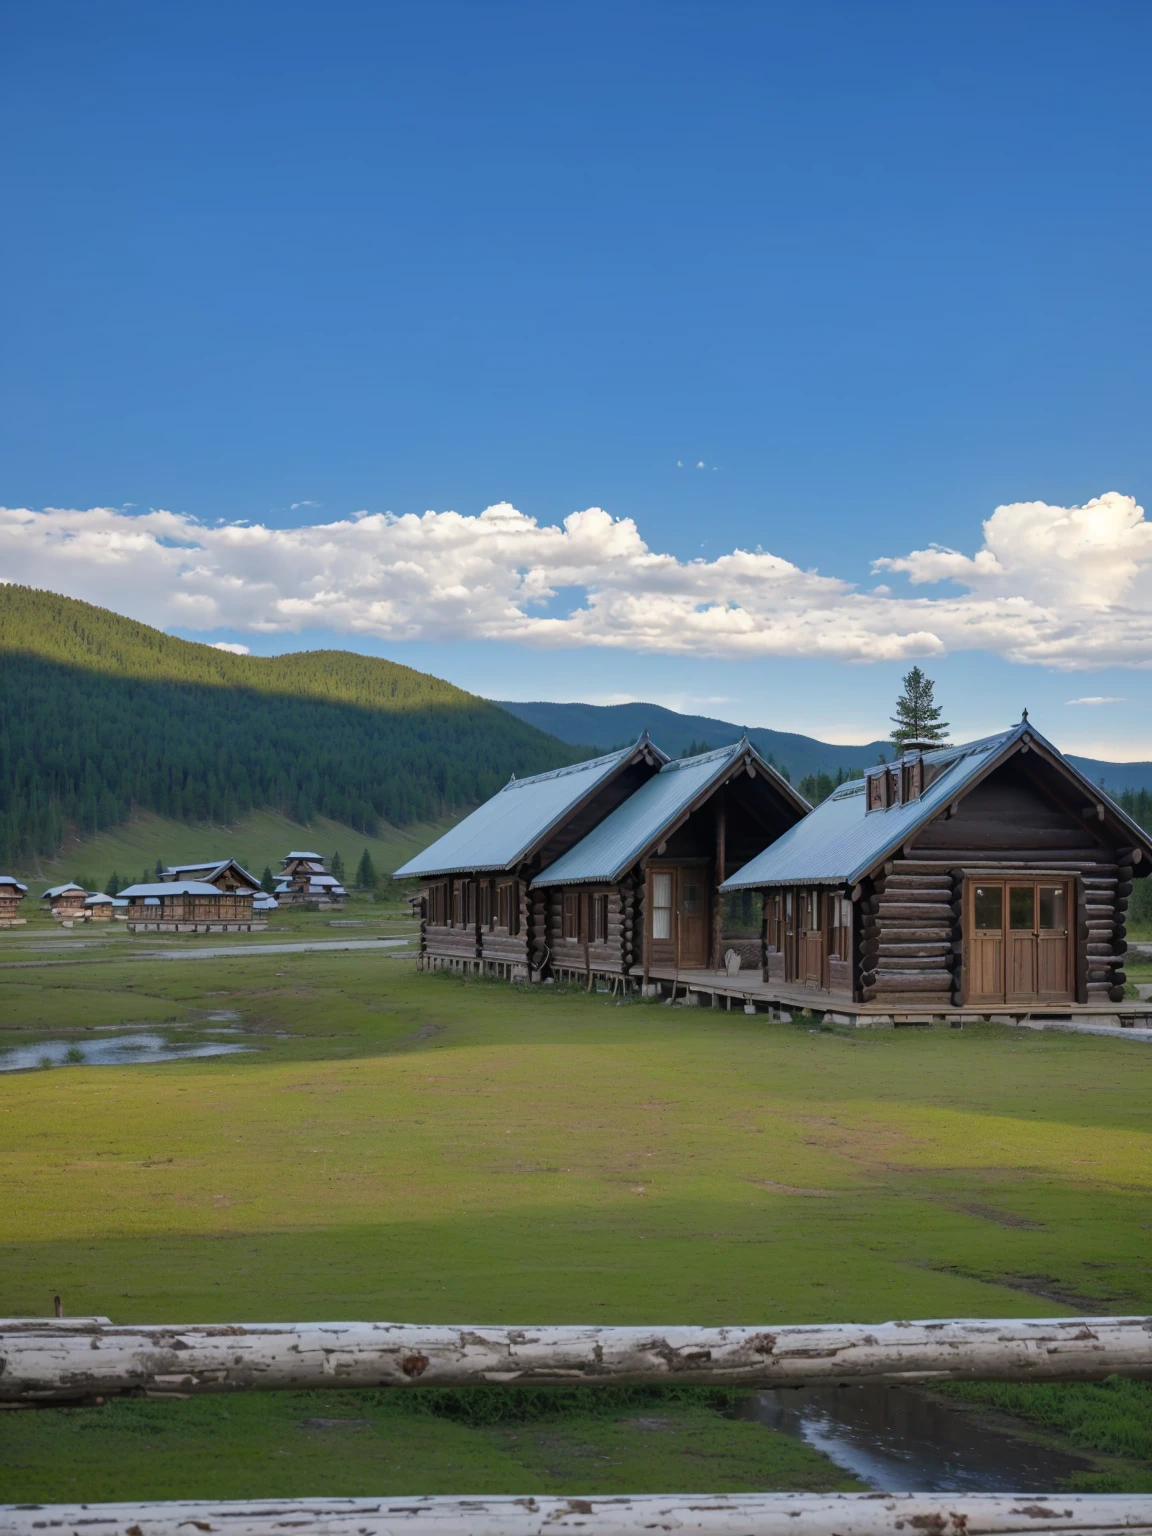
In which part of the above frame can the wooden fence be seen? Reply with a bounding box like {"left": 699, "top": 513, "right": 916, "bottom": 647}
{"left": 3, "top": 1494, "right": 1151, "bottom": 1536}
{"left": 3, "top": 1314, "right": 1150, "bottom": 1404}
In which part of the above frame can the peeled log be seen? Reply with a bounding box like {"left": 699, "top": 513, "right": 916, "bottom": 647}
{"left": 3, "top": 1315, "right": 1152, "bottom": 1405}
{"left": 4, "top": 1495, "right": 1150, "bottom": 1536}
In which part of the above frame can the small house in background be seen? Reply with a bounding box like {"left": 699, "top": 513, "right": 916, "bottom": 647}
{"left": 161, "top": 859, "right": 261, "bottom": 894}
{"left": 83, "top": 893, "right": 116, "bottom": 922}
{"left": 252, "top": 890, "right": 279, "bottom": 915}
{"left": 118, "top": 880, "right": 266, "bottom": 933}
{"left": 531, "top": 738, "right": 808, "bottom": 988}
{"left": 274, "top": 852, "right": 348, "bottom": 907}
{"left": 41, "top": 883, "right": 89, "bottom": 922}
{"left": 721, "top": 719, "right": 1152, "bottom": 1018}
{"left": 394, "top": 735, "right": 670, "bottom": 979}
{"left": 0, "top": 876, "right": 28, "bottom": 927}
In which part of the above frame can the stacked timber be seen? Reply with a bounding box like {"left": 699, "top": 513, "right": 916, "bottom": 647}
{"left": 859, "top": 864, "right": 954, "bottom": 1006}
{"left": 619, "top": 876, "right": 638, "bottom": 975}
{"left": 530, "top": 888, "right": 549, "bottom": 978}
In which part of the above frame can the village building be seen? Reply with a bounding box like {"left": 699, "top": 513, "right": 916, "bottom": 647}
{"left": 161, "top": 859, "right": 262, "bottom": 893}
{"left": 720, "top": 719, "right": 1152, "bottom": 1022}
{"left": 83, "top": 893, "right": 116, "bottom": 922}
{"left": 274, "top": 852, "right": 348, "bottom": 907}
{"left": 0, "top": 876, "right": 28, "bottom": 927}
{"left": 118, "top": 880, "right": 266, "bottom": 933}
{"left": 41, "top": 883, "right": 89, "bottom": 922}
{"left": 531, "top": 739, "right": 808, "bottom": 987}
{"left": 394, "top": 736, "right": 670, "bottom": 979}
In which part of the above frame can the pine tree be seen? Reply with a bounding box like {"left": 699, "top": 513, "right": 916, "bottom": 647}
{"left": 890, "top": 666, "right": 949, "bottom": 752}
{"left": 331, "top": 850, "right": 345, "bottom": 879}
{"left": 107, "top": 871, "right": 121, "bottom": 896}
{"left": 261, "top": 865, "right": 276, "bottom": 893}
{"left": 154, "top": 858, "right": 163, "bottom": 879}
{"left": 355, "top": 848, "right": 377, "bottom": 889}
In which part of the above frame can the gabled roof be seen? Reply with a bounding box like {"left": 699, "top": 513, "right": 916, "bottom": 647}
{"left": 84, "top": 893, "right": 114, "bottom": 905}
{"left": 532, "top": 739, "right": 807, "bottom": 888}
{"left": 721, "top": 720, "right": 1152, "bottom": 891}
{"left": 118, "top": 880, "right": 235, "bottom": 897}
{"left": 0, "top": 876, "right": 28, "bottom": 893}
{"left": 394, "top": 736, "right": 669, "bottom": 879}
{"left": 165, "top": 859, "right": 260, "bottom": 888}
{"left": 285, "top": 851, "right": 323, "bottom": 861}
{"left": 42, "top": 883, "right": 86, "bottom": 898}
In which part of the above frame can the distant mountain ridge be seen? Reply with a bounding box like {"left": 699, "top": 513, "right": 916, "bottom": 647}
{"left": 497, "top": 698, "right": 1152, "bottom": 796}
{"left": 0, "top": 586, "right": 585, "bottom": 867}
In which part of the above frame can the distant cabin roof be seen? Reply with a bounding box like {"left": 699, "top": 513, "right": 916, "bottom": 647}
{"left": 42, "top": 883, "right": 86, "bottom": 898}
{"left": 286, "top": 852, "right": 322, "bottom": 860}
{"left": 0, "top": 876, "right": 28, "bottom": 892}
{"left": 533, "top": 740, "right": 804, "bottom": 887}
{"left": 721, "top": 721, "right": 1152, "bottom": 892}
{"left": 394, "top": 737, "right": 668, "bottom": 879}
{"left": 118, "top": 880, "right": 234, "bottom": 897}
{"left": 166, "top": 859, "right": 260, "bottom": 886}
{"left": 84, "top": 893, "right": 114, "bottom": 905}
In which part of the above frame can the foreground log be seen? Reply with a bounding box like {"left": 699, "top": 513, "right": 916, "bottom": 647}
{"left": 3, "top": 1316, "right": 1151, "bottom": 1404}
{"left": 3, "top": 1494, "right": 1151, "bottom": 1536}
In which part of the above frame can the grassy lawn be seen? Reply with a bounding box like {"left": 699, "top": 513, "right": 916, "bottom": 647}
{"left": 2, "top": 944, "right": 1152, "bottom": 1497}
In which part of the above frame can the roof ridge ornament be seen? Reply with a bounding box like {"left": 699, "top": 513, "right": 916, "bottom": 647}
{"left": 1022, "top": 707, "right": 1029, "bottom": 722}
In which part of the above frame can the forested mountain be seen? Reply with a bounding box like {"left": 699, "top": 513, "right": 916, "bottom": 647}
{"left": 0, "top": 586, "right": 585, "bottom": 867}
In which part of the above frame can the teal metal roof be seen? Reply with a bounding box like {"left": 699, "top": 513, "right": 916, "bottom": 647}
{"left": 532, "top": 739, "right": 803, "bottom": 887}
{"left": 721, "top": 720, "right": 1152, "bottom": 891}
{"left": 393, "top": 737, "right": 666, "bottom": 879}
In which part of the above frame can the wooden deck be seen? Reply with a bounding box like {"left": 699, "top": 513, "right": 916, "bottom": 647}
{"left": 632, "top": 963, "right": 1152, "bottom": 1029}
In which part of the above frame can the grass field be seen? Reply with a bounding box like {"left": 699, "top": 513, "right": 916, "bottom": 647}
{"left": 2, "top": 940, "right": 1152, "bottom": 1498}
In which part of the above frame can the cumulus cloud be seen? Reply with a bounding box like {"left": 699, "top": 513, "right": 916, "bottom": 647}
{"left": 1, "top": 491, "right": 1149, "bottom": 670}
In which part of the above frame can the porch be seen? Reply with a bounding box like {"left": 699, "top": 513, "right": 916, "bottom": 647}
{"left": 631, "top": 961, "right": 1152, "bottom": 1030}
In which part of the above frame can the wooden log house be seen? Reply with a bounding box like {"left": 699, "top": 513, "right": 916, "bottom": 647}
{"left": 393, "top": 736, "right": 670, "bottom": 979}
{"left": 0, "top": 875, "right": 28, "bottom": 927}
{"left": 40, "top": 882, "right": 89, "bottom": 922}
{"left": 118, "top": 879, "right": 266, "bottom": 933}
{"left": 720, "top": 719, "right": 1152, "bottom": 1013}
{"left": 531, "top": 739, "right": 808, "bottom": 987}
{"left": 274, "top": 852, "right": 348, "bottom": 907}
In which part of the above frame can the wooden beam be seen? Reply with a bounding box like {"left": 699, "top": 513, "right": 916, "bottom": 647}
{"left": 3, "top": 1495, "right": 1149, "bottom": 1536}
{"left": 3, "top": 1315, "right": 1151, "bottom": 1404}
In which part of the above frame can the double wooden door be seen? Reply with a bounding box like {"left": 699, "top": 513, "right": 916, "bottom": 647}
{"left": 649, "top": 866, "right": 709, "bottom": 968}
{"left": 966, "top": 878, "right": 1073, "bottom": 1004}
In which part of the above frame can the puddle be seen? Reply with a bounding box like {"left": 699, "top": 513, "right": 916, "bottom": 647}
{"left": 0, "top": 1033, "right": 252, "bottom": 1071}
{"left": 735, "top": 1385, "right": 1092, "bottom": 1491}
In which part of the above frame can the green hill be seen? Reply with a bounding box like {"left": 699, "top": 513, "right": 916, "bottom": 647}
{"left": 0, "top": 586, "right": 585, "bottom": 868}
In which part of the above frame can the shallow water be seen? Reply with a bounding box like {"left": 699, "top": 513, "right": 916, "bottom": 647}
{"left": 736, "top": 1384, "right": 1092, "bottom": 1491}
{"left": 0, "top": 1033, "right": 251, "bottom": 1071}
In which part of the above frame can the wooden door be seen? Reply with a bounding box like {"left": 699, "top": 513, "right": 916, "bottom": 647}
{"left": 965, "top": 878, "right": 1072, "bottom": 1004}
{"left": 1036, "top": 882, "right": 1071, "bottom": 998}
{"left": 676, "top": 869, "right": 708, "bottom": 968}
{"left": 799, "top": 888, "right": 825, "bottom": 987}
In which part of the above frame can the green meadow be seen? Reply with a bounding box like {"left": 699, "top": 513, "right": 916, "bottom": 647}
{"left": 2, "top": 938, "right": 1152, "bottom": 1497}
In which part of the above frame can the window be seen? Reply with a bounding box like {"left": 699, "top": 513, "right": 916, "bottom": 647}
{"left": 591, "top": 892, "right": 609, "bottom": 943}
{"left": 651, "top": 872, "right": 672, "bottom": 940}
{"left": 724, "top": 890, "right": 759, "bottom": 934}
{"left": 562, "top": 890, "right": 581, "bottom": 941}
{"left": 888, "top": 767, "right": 901, "bottom": 805}
{"left": 1039, "top": 885, "right": 1066, "bottom": 932}
{"left": 429, "top": 882, "right": 448, "bottom": 925}
{"left": 805, "top": 889, "right": 819, "bottom": 929}
{"left": 683, "top": 881, "right": 702, "bottom": 915}
{"left": 1009, "top": 886, "right": 1035, "bottom": 931}
{"left": 451, "top": 881, "right": 462, "bottom": 926}
{"left": 973, "top": 886, "right": 1002, "bottom": 930}
{"left": 478, "top": 881, "right": 492, "bottom": 929}
{"left": 497, "top": 881, "right": 520, "bottom": 935}
{"left": 830, "top": 894, "right": 851, "bottom": 962}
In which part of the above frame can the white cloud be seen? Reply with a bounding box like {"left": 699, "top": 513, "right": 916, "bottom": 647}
{"left": 1066, "top": 695, "right": 1125, "bottom": 706}
{"left": 290, "top": 500, "right": 321, "bottom": 510}
{"left": 210, "top": 641, "right": 251, "bottom": 655}
{"left": 1, "top": 491, "right": 1150, "bottom": 670}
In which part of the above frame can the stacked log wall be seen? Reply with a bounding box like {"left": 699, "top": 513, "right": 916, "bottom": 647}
{"left": 858, "top": 866, "right": 955, "bottom": 1006}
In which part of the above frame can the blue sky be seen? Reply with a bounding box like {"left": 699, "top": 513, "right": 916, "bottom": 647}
{"left": 3, "top": 1, "right": 1152, "bottom": 754}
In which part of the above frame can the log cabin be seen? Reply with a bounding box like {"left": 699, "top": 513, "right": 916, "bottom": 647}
{"left": 0, "top": 875, "right": 28, "bottom": 927}
{"left": 531, "top": 739, "right": 809, "bottom": 987}
{"left": 394, "top": 735, "right": 670, "bottom": 979}
{"left": 162, "top": 859, "right": 262, "bottom": 894}
{"left": 83, "top": 893, "right": 115, "bottom": 922}
{"left": 274, "top": 852, "right": 348, "bottom": 907}
{"left": 118, "top": 880, "right": 266, "bottom": 933}
{"left": 720, "top": 718, "right": 1152, "bottom": 1014}
{"left": 41, "top": 883, "right": 89, "bottom": 921}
